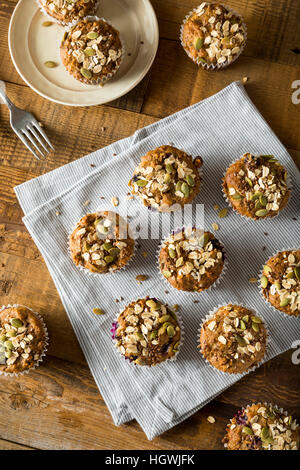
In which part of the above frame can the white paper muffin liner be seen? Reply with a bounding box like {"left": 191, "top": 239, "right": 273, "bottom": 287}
{"left": 157, "top": 226, "right": 228, "bottom": 294}
{"left": 37, "top": 0, "right": 100, "bottom": 28}
{"left": 111, "top": 297, "right": 184, "bottom": 368}
{"left": 180, "top": 3, "right": 247, "bottom": 71}
{"left": 221, "top": 155, "right": 293, "bottom": 221}
{"left": 223, "top": 402, "right": 295, "bottom": 449}
{"left": 0, "top": 304, "right": 49, "bottom": 377}
{"left": 197, "top": 303, "right": 269, "bottom": 375}
{"left": 61, "top": 15, "right": 125, "bottom": 86}
{"left": 68, "top": 211, "right": 136, "bottom": 278}
{"left": 258, "top": 248, "right": 300, "bottom": 319}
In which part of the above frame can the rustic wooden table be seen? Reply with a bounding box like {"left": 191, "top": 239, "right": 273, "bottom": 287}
{"left": 0, "top": 0, "right": 299, "bottom": 451}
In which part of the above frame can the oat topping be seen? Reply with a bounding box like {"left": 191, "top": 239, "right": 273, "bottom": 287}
{"left": 159, "top": 228, "right": 224, "bottom": 292}
{"left": 40, "top": 0, "right": 97, "bottom": 24}
{"left": 223, "top": 153, "right": 290, "bottom": 219}
{"left": 200, "top": 305, "right": 267, "bottom": 374}
{"left": 129, "top": 145, "right": 202, "bottom": 212}
{"left": 60, "top": 19, "right": 123, "bottom": 84}
{"left": 261, "top": 250, "right": 300, "bottom": 316}
{"left": 181, "top": 3, "right": 246, "bottom": 66}
{"left": 69, "top": 211, "right": 135, "bottom": 274}
{"left": 224, "top": 403, "right": 299, "bottom": 450}
{"left": 113, "top": 298, "right": 181, "bottom": 366}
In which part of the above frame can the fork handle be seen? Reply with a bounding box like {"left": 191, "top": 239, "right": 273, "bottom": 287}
{"left": 0, "top": 80, "right": 14, "bottom": 109}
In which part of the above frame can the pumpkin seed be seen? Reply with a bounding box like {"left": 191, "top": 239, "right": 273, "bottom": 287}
{"left": 44, "top": 61, "right": 57, "bottom": 68}
{"left": 167, "top": 325, "right": 175, "bottom": 337}
{"left": 181, "top": 182, "right": 190, "bottom": 197}
{"left": 159, "top": 315, "right": 170, "bottom": 323}
{"left": 186, "top": 175, "right": 195, "bottom": 187}
{"left": 255, "top": 209, "right": 269, "bottom": 217}
{"left": 232, "top": 193, "right": 242, "bottom": 200}
{"left": 255, "top": 199, "right": 262, "bottom": 209}
{"left": 83, "top": 241, "right": 91, "bottom": 252}
{"left": 239, "top": 320, "right": 246, "bottom": 330}
{"left": 250, "top": 192, "right": 260, "bottom": 201}
{"left": 242, "top": 315, "right": 249, "bottom": 323}
{"left": 164, "top": 173, "right": 171, "bottom": 184}
{"left": 173, "top": 341, "right": 180, "bottom": 351}
{"left": 259, "top": 195, "right": 267, "bottom": 206}
{"left": 252, "top": 322, "right": 260, "bottom": 332}
{"left": 136, "top": 179, "right": 148, "bottom": 187}
{"left": 93, "top": 308, "right": 105, "bottom": 315}
{"left": 288, "top": 415, "right": 292, "bottom": 426}
{"left": 168, "top": 248, "right": 176, "bottom": 258}
{"left": 165, "top": 164, "right": 173, "bottom": 174}
{"left": 87, "top": 31, "right": 99, "bottom": 39}
{"left": 235, "top": 334, "right": 246, "bottom": 347}
{"left": 150, "top": 330, "right": 157, "bottom": 339}
{"left": 245, "top": 176, "right": 253, "bottom": 187}
{"left": 163, "top": 270, "right": 172, "bottom": 278}
{"left": 158, "top": 323, "right": 169, "bottom": 335}
{"left": 103, "top": 242, "right": 113, "bottom": 252}
{"left": 94, "top": 217, "right": 102, "bottom": 226}
{"left": 218, "top": 208, "right": 228, "bottom": 218}
{"left": 175, "top": 181, "right": 183, "bottom": 192}
{"left": 194, "top": 37, "right": 204, "bottom": 50}
{"left": 261, "top": 427, "right": 269, "bottom": 440}
{"left": 146, "top": 300, "right": 157, "bottom": 309}
{"left": 5, "top": 350, "right": 12, "bottom": 359}
{"left": 294, "top": 267, "right": 300, "bottom": 280}
{"left": 176, "top": 257, "right": 184, "bottom": 268}
{"left": 104, "top": 255, "right": 114, "bottom": 264}
{"left": 80, "top": 68, "right": 92, "bottom": 79}
{"left": 6, "top": 330, "right": 17, "bottom": 338}
{"left": 4, "top": 340, "right": 13, "bottom": 350}
{"left": 242, "top": 426, "right": 253, "bottom": 435}
{"left": 109, "top": 248, "right": 120, "bottom": 257}
{"left": 42, "top": 21, "right": 53, "bottom": 27}
{"left": 263, "top": 265, "right": 272, "bottom": 274}
{"left": 274, "top": 280, "right": 281, "bottom": 290}
{"left": 280, "top": 297, "right": 291, "bottom": 307}
{"left": 11, "top": 318, "right": 23, "bottom": 328}
{"left": 199, "top": 233, "right": 210, "bottom": 247}
{"left": 287, "top": 271, "right": 295, "bottom": 279}
{"left": 267, "top": 410, "right": 275, "bottom": 419}
{"left": 97, "top": 225, "right": 108, "bottom": 234}
{"left": 0, "top": 335, "right": 6, "bottom": 342}
{"left": 251, "top": 316, "right": 262, "bottom": 323}
{"left": 198, "top": 57, "right": 206, "bottom": 63}
{"left": 261, "top": 275, "right": 268, "bottom": 289}
{"left": 84, "top": 47, "right": 95, "bottom": 56}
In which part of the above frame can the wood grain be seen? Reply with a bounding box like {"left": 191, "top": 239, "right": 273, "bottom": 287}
{"left": 0, "top": 0, "right": 299, "bottom": 450}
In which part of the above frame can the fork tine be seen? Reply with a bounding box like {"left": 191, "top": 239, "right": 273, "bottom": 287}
{"left": 32, "top": 121, "right": 54, "bottom": 150}
{"left": 23, "top": 129, "right": 46, "bottom": 158}
{"left": 14, "top": 130, "right": 40, "bottom": 160}
{"left": 26, "top": 124, "right": 49, "bottom": 154}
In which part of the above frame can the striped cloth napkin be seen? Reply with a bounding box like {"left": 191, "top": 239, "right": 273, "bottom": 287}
{"left": 14, "top": 82, "right": 300, "bottom": 440}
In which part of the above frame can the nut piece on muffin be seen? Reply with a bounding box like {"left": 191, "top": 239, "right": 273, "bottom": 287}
{"left": 69, "top": 211, "right": 135, "bottom": 274}
{"left": 39, "top": 0, "right": 99, "bottom": 26}
{"left": 0, "top": 306, "right": 47, "bottom": 375}
{"left": 60, "top": 18, "right": 123, "bottom": 85}
{"left": 199, "top": 304, "right": 267, "bottom": 374}
{"left": 223, "top": 403, "right": 299, "bottom": 450}
{"left": 223, "top": 153, "right": 290, "bottom": 220}
{"left": 261, "top": 250, "right": 300, "bottom": 317}
{"left": 181, "top": 2, "right": 246, "bottom": 68}
{"left": 159, "top": 228, "right": 225, "bottom": 292}
{"left": 129, "top": 145, "right": 202, "bottom": 212}
{"left": 112, "top": 297, "right": 181, "bottom": 366}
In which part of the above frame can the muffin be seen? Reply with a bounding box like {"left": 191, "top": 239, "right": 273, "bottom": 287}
{"left": 223, "top": 403, "right": 299, "bottom": 450}
{"left": 159, "top": 227, "right": 225, "bottom": 292}
{"left": 38, "top": 0, "right": 99, "bottom": 26}
{"left": 112, "top": 297, "right": 181, "bottom": 366}
{"left": 0, "top": 305, "right": 48, "bottom": 375}
{"left": 181, "top": 2, "right": 246, "bottom": 68}
{"left": 223, "top": 153, "right": 290, "bottom": 220}
{"left": 261, "top": 250, "right": 300, "bottom": 317}
{"left": 129, "top": 145, "right": 202, "bottom": 212}
{"left": 69, "top": 211, "right": 135, "bottom": 274}
{"left": 199, "top": 304, "right": 267, "bottom": 374}
{"left": 60, "top": 18, "right": 123, "bottom": 85}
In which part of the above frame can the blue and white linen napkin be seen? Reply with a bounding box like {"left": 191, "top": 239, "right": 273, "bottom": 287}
{"left": 14, "top": 82, "right": 300, "bottom": 440}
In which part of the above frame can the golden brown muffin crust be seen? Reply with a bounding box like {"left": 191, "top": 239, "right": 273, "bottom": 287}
{"left": 223, "top": 403, "right": 299, "bottom": 450}
{"left": 261, "top": 250, "right": 300, "bottom": 316}
{"left": 69, "top": 211, "right": 135, "bottom": 274}
{"left": 39, "top": 0, "right": 98, "bottom": 25}
{"left": 0, "top": 306, "right": 47, "bottom": 374}
{"left": 114, "top": 298, "right": 181, "bottom": 366}
{"left": 159, "top": 228, "right": 224, "bottom": 292}
{"left": 129, "top": 145, "right": 202, "bottom": 212}
{"left": 223, "top": 153, "right": 290, "bottom": 220}
{"left": 199, "top": 304, "right": 267, "bottom": 374}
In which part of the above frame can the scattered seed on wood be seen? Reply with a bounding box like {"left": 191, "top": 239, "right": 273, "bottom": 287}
{"left": 140, "top": 41, "right": 144, "bottom": 44}
{"left": 218, "top": 208, "right": 228, "bottom": 218}
{"left": 242, "top": 76, "right": 248, "bottom": 84}
{"left": 248, "top": 277, "right": 258, "bottom": 283}
{"left": 83, "top": 200, "right": 90, "bottom": 206}
{"left": 213, "top": 204, "right": 220, "bottom": 211}
{"left": 55, "top": 210, "right": 61, "bottom": 216}
{"left": 44, "top": 61, "right": 57, "bottom": 68}
{"left": 136, "top": 275, "right": 148, "bottom": 282}
{"left": 111, "top": 196, "right": 119, "bottom": 207}
{"left": 90, "top": 163, "right": 95, "bottom": 167}
{"left": 143, "top": 251, "right": 148, "bottom": 257}
{"left": 212, "top": 222, "right": 219, "bottom": 231}
{"left": 42, "top": 21, "right": 53, "bottom": 27}
{"left": 128, "top": 53, "right": 132, "bottom": 56}
{"left": 207, "top": 416, "right": 215, "bottom": 424}
{"left": 93, "top": 308, "right": 105, "bottom": 315}
{"left": 101, "top": 127, "right": 106, "bottom": 132}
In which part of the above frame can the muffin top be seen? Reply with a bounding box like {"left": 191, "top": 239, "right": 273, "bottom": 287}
{"left": 39, "top": 0, "right": 97, "bottom": 24}
{"left": 69, "top": 211, "right": 135, "bottom": 274}
{"left": 0, "top": 306, "right": 47, "bottom": 374}
{"left": 159, "top": 228, "right": 224, "bottom": 292}
{"left": 224, "top": 403, "right": 299, "bottom": 450}
{"left": 129, "top": 145, "right": 202, "bottom": 212}
{"left": 261, "top": 250, "right": 300, "bottom": 316}
{"left": 60, "top": 18, "right": 123, "bottom": 84}
{"left": 113, "top": 298, "right": 181, "bottom": 366}
{"left": 199, "top": 304, "right": 267, "bottom": 374}
{"left": 181, "top": 2, "right": 246, "bottom": 66}
{"left": 223, "top": 153, "right": 290, "bottom": 219}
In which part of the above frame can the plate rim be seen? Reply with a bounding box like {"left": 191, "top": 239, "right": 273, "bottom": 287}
{"left": 8, "top": 0, "right": 159, "bottom": 107}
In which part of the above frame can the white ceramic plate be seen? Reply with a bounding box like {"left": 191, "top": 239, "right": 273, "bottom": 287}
{"left": 8, "top": 0, "right": 159, "bottom": 106}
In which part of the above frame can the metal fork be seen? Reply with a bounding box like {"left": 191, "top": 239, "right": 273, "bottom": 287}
{"left": 0, "top": 80, "right": 54, "bottom": 160}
